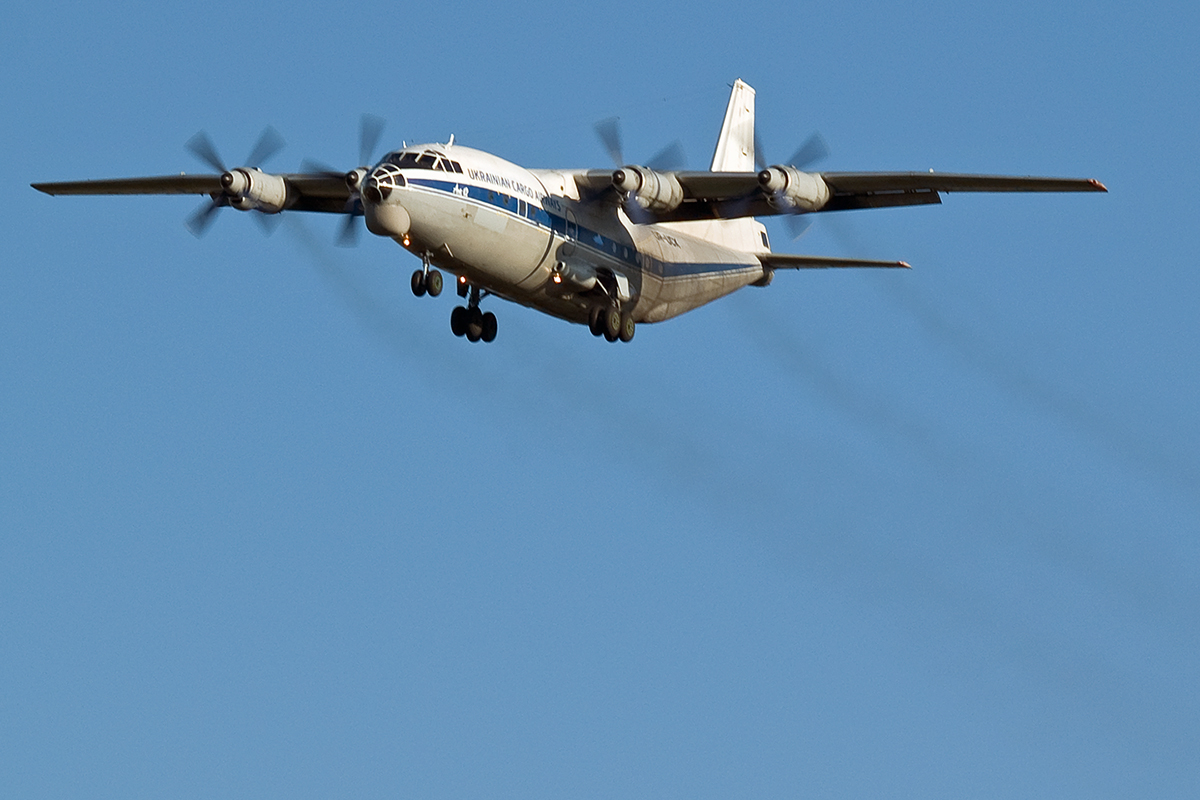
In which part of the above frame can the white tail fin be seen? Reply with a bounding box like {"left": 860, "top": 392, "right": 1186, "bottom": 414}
{"left": 662, "top": 78, "right": 767, "bottom": 252}
{"left": 711, "top": 78, "right": 756, "bottom": 172}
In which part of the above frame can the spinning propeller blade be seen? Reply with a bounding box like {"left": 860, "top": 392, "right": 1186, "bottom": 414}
{"left": 337, "top": 213, "right": 360, "bottom": 247}
{"left": 183, "top": 127, "right": 287, "bottom": 237}
{"left": 358, "top": 114, "right": 386, "bottom": 167}
{"left": 244, "top": 127, "right": 286, "bottom": 169}
{"left": 594, "top": 117, "right": 624, "bottom": 167}
{"left": 646, "top": 140, "right": 686, "bottom": 172}
{"left": 185, "top": 196, "right": 225, "bottom": 238}
{"left": 185, "top": 131, "right": 226, "bottom": 173}
{"left": 302, "top": 114, "right": 385, "bottom": 246}
{"left": 788, "top": 132, "right": 830, "bottom": 170}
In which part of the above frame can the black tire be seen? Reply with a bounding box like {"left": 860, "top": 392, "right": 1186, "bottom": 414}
{"left": 603, "top": 307, "right": 622, "bottom": 340}
{"left": 411, "top": 270, "right": 427, "bottom": 297}
{"left": 450, "top": 306, "right": 468, "bottom": 337}
{"left": 588, "top": 306, "right": 604, "bottom": 336}
{"left": 481, "top": 311, "right": 498, "bottom": 343}
{"left": 619, "top": 312, "right": 636, "bottom": 343}
{"left": 426, "top": 269, "right": 443, "bottom": 297}
{"left": 466, "top": 307, "right": 484, "bottom": 342}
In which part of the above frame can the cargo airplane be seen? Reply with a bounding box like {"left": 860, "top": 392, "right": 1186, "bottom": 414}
{"left": 32, "top": 79, "right": 1105, "bottom": 344}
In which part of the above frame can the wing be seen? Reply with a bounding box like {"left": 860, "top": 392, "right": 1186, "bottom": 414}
{"left": 574, "top": 169, "right": 1106, "bottom": 223}
{"left": 817, "top": 172, "right": 1107, "bottom": 212}
{"left": 32, "top": 173, "right": 353, "bottom": 213}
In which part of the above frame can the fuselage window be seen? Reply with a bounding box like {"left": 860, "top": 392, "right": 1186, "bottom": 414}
{"left": 416, "top": 153, "right": 438, "bottom": 169}
{"left": 760, "top": 231, "right": 770, "bottom": 248}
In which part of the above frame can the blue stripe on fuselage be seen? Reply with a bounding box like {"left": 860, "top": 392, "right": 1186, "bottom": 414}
{"left": 405, "top": 176, "right": 756, "bottom": 280}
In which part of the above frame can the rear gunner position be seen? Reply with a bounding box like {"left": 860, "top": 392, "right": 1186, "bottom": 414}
{"left": 32, "top": 80, "right": 1106, "bottom": 344}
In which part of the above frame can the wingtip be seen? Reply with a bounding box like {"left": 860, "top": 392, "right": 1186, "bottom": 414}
{"left": 899, "top": 261, "right": 912, "bottom": 269}
{"left": 1089, "top": 179, "right": 1108, "bottom": 192}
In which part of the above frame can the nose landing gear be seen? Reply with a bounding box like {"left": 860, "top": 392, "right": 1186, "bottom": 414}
{"left": 410, "top": 252, "right": 443, "bottom": 298}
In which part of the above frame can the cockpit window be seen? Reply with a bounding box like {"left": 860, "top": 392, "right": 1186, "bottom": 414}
{"left": 387, "top": 152, "right": 420, "bottom": 168}
{"left": 386, "top": 151, "right": 464, "bottom": 173}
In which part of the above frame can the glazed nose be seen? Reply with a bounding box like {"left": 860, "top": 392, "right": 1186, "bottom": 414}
{"left": 362, "top": 175, "right": 391, "bottom": 204}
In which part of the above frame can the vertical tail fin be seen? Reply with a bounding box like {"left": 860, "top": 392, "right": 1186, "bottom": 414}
{"left": 662, "top": 78, "right": 767, "bottom": 253}
{"left": 711, "top": 78, "right": 756, "bottom": 172}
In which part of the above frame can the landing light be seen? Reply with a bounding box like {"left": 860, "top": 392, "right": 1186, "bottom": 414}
{"left": 552, "top": 273, "right": 562, "bottom": 284}
{"left": 401, "top": 235, "right": 411, "bottom": 247}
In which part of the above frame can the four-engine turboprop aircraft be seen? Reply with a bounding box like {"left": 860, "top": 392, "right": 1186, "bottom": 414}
{"left": 32, "top": 79, "right": 1105, "bottom": 344}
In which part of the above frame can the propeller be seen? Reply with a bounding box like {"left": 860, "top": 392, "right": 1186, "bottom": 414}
{"left": 184, "top": 127, "right": 286, "bottom": 237}
{"left": 301, "top": 114, "right": 387, "bottom": 247}
{"left": 594, "top": 117, "right": 625, "bottom": 166}
{"left": 595, "top": 116, "right": 687, "bottom": 172}
{"left": 594, "top": 116, "right": 686, "bottom": 223}
{"left": 755, "top": 131, "right": 830, "bottom": 239}
{"left": 357, "top": 113, "right": 386, "bottom": 168}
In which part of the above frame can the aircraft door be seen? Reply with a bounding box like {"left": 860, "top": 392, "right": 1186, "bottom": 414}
{"left": 563, "top": 208, "right": 578, "bottom": 256}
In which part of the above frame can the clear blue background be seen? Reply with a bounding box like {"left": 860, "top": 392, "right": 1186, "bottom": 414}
{"left": 3, "top": 2, "right": 1197, "bottom": 798}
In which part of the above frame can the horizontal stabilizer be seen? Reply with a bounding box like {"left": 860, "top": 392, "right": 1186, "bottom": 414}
{"left": 760, "top": 253, "right": 911, "bottom": 270}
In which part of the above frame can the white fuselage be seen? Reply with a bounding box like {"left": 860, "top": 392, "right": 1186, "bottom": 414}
{"left": 362, "top": 143, "right": 768, "bottom": 326}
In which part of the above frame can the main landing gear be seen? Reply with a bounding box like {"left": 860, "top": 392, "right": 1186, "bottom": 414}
{"left": 449, "top": 282, "right": 496, "bottom": 343}
{"left": 588, "top": 304, "right": 635, "bottom": 343}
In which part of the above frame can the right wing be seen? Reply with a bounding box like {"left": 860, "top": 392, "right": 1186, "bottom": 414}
{"left": 32, "top": 173, "right": 353, "bottom": 213}
{"left": 817, "top": 172, "right": 1107, "bottom": 211}
{"left": 573, "top": 168, "right": 1106, "bottom": 222}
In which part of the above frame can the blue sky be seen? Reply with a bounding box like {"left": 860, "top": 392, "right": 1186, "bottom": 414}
{"left": 2, "top": 1, "right": 1198, "bottom": 798}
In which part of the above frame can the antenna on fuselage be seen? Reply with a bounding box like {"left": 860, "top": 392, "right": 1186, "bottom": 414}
{"left": 447, "top": 134, "right": 455, "bottom": 147}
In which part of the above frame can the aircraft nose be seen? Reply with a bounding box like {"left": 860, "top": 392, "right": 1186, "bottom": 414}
{"left": 362, "top": 176, "right": 389, "bottom": 204}
{"left": 362, "top": 164, "right": 405, "bottom": 204}
{"left": 360, "top": 165, "right": 410, "bottom": 238}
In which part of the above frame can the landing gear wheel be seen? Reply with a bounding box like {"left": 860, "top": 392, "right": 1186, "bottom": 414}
{"left": 588, "top": 306, "right": 605, "bottom": 337}
{"left": 465, "top": 307, "right": 484, "bottom": 342}
{"left": 619, "top": 312, "right": 636, "bottom": 343}
{"left": 603, "top": 307, "right": 622, "bottom": 342}
{"left": 426, "top": 269, "right": 443, "bottom": 297}
{"left": 450, "top": 305, "right": 468, "bottom": 337}
{"left": 481, "top": 311, "right": 498, "bottom": 343}
{"left": 410, "top": 269, "right": 427, "bottom": 297}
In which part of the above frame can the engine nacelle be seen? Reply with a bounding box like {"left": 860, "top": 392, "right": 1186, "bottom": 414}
{"left": 221, "top": 168, "right": 289, "bottom": 213}
{"left": 345, "top": 168, "right": 368, "bottom": 193}
{"left": 757, "top": 165, "right": 831, "bottom": 212}
{"left": 612, "top": 165, "right": 684, "bottom": 213}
